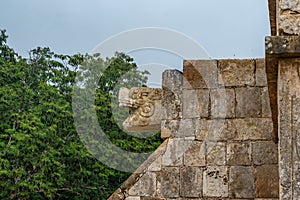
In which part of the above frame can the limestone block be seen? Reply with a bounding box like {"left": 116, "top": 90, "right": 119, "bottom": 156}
{"left": 162, "top": 70, "right": 183, "bottom": 120}
{"left": 148, "top": 155, "right": 161, "bottom": 172}
{"left": 206, "top": 142, "right": 226, "bottom": 166}
{"left": 141, "top": 197, "right": 166, "bottom": 200}
{"left": 195, "top": 119, "right": 235, "bottom": 141}
{"left": 180, "top": 167, "right": 202, "bottom": 197}
{"left": 255, "top": 165, "right": 279, "bottom": 198}
{"left": 262, "top": 87, "right": 272, "bottom": 118}
{"left": 128, "top": 172, "right": 156, "bottom": 196}
{"left": 203, "top": 166, "right": 228, "bottom": 197}
{"left": 210, "top": 88, "right": 235, "bottom": 119}
{"left": 177, "top": 119, "right": 195, "bottom": 138}
{"left": 126, "top": 197, "right": 140, "bottom": 200}
{"left": 183, "top": 141, "right": 206, "bottom": 166}
{"left": 229, "top": 166, "right": 254, "bottom": 198}
{"left": 161, "top": 120, "right": 180, "bottom": 139}
{"left": 252, "top": 141, "right": 278, "bottom": 165}
{"left": 119, "top": 87, "right": 162, "bottom": 132}
{"left": 157, "top": 167, "right": 180, "bottom": 198}
{"left": 218, "top": 59, "right": 255, "bottom": 86}
{"left": 255, "top": 59, "right": 268, "bottom": 86}
{"left": 233, "top": 118, "right": 273, "bottom": 141}
{"left": 278, "top": 0, "right": 300, "bottom": 35}
{"left": 183, "top": 60, "right": 218, "bottom": 89}
{"left": 227, "top": 142, "right": 251, "bottom": 166}
{"left": 235, "top": 87, "right": 262, "bottom": 118}
{"left": 162, "top": 139, "right": 191, "bottom": 166}
{"left": 182, "top": 89, "right": 209, "bottom": 119}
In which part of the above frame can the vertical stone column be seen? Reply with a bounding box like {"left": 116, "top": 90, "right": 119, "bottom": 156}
{"left": 266, "top": 0, "right": 300, "bottom": 197}
{"left": 278, "top": 59, "right": 300, "bottom": 198}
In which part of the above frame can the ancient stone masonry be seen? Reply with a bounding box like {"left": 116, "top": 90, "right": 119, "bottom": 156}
{"left": 109, "top": 59, "right": 279, "bottom": 200}
{"left": 119, "top": 87, "right": 162, "bottom": 132}
{"left": 265, "top": 0, "right": 300, "bottom": 198}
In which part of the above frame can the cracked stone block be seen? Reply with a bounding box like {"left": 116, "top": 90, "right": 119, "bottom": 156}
{"left": 210, "top": 88, "right": 235, "bottom": 119}
{"left": 183, "top": 60, "right": 218, "bottom": 89}
{"left": 255, "top": 59, "right": 267, "bottom": 86}
{"left": 252, "top": 141, "right": 278, "bottom": 165}
{"left": 180, "top": 167, "right": 202, "bottom": 197}
{"left": 255, "top": 165, "right": 279, "bottom": 198}
{"left": 203, "top": 166, "right": 228, "bottom": 197}
{"left": 206, "top": 142, "right": 226, "bottom": 166}
{"left": 235, "top": 87, "right": 262, "bottom": 118}
{"left": 229, "top": 166, "right": 254, "bottom": 198}
{"left": 157, "top": 167, "right": 180, "bottom": 198}
{"left": 128, "top": 172, "right": 156, "bottom": 196}
{"left": 183, "top": 141, "right": 205, "bottom": 166}
{"left": 218, "top": 59, "right": 255, "bottom": 86}
{"left": 182, "top": 89, "right": 209, "bottom": 119}
{"left": 227, "top": 142, "right": 251, "bottom": 166}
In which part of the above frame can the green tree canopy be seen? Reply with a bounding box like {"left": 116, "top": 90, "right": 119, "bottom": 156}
{"left": 0, "top": 30, "right": 162, "bottom": 199}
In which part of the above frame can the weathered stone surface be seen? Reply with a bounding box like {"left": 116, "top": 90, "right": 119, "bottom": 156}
{"left": 161, "top": 120, "right": 180, "bottom": 139}
{"left": 256, "top": 59, "right": 268, "bottom": 86}
{"left": 203, "top": 166, "right": 228, "bottom": 197}
{"left": 162, "top": 70, "right": 183, "bottom": 120}
{"left": 126, "top": 197, "right": 140, "bottom": 200}
{"left": 278, "top": 0, "right": 300, "bottom": 35}
{"left": 233, "top": 118, "right": 273, "bottom": 141}
{"left": 227, "top": 142, "right": 251, "bottom": 166}
{"left": 157, "top": 167, "right": 180, "bottom": 198}
{"left": 262, "top": 87, "right": 272, "bottom": 118}
{"left": 183, "top": 141, "right": 205, "bottom": 166}
{"left": 265, "top": 36, "right": 300, "bottom": 57}
{"left": 255, "top": 165, "right": 279, "bottom": 198}
{"left": 210, "top": 89, "right": 235, "bottom": 119}
{"left": 195, "top": 119, "right": 232, "bottom": 141}
{"left": 229, "top": 166, "right": 254, "bottom": 198}
{"left": 182, "top": 89, "right": 209, "bottom": 119}
{"left": 128, "top": 172, "right": 156, "bottom": 196}
{"left": 278, "top": 59, "right": 300, "bottom": 199}
{"left": 180, "top": 167, "right": 202, "bottom": 197}
{"left": 253, "top": 141, "right": 278, "bottom": 165}
{"left": 235, "top": 87, "right": 262, "bottom": 118}
{"left": 183, "top": 60, "right": 218, "bottom": 89}
{"left": 141, "top": 197, "right": 166, "bottom": 200}
{"left": 162, "top": 139, "right": 191, "bottom": 166}
{"left": 119, "top": 87, "right": 162, "bottom": 132}
{"left": 148, "top": 155, "right": 161, "bottom": 172}
{"left": 108, "top": 188, "right": 125, "bottom": 200}
{"left": 177, "top": 119, "right": 195, "bottom": 138}
{"left": 162, "top": 118, "right": 196, "bottom": 139}
{"left": 218, "top": 59, "right": 255, "bottom": 86}
{"left": 206, "top": 142, "right": 226, "bottom": 166}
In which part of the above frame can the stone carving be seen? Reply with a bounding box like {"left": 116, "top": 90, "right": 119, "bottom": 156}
{"left": 118, "top": 87, "right": 162, "bottom": 132}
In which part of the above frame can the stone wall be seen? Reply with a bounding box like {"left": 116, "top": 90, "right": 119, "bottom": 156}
{"left": 109, "top": 59, "right": 279, "bottom": 200}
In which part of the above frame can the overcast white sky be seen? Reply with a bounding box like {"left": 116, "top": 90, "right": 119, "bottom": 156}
{"left": 0, "top": 0, "right": 270, "bottom": 86}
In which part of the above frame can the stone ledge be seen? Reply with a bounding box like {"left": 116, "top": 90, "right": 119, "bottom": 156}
{"left": 266, "top": 36, "right": 300, "bottom": 58}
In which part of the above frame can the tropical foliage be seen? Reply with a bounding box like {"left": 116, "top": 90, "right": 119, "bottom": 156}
{"left": 0, "top": 30, "right": 162, "bottom": 199}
